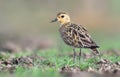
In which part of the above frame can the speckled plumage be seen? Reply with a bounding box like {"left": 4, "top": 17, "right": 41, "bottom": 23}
{"left": 51, "top": 12, "right": 100, "bottom": 62}
{"left": 59, "top": 22, "right": 99, "bottom": 54}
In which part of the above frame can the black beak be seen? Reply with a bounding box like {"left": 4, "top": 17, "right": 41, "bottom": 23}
{"left": 51, "top": 18, "right": 58, "bottom": 23}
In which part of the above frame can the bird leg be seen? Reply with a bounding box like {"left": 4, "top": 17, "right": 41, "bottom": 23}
{"left": 79, "top": 48, "right": 82, "bottom": 64}
{"left": 73, "top": 48, "right": 76, "bottom": 63}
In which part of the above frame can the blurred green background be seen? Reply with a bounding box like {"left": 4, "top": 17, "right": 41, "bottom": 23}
{"left": 0, "top": 0, "right": 120, "bottom": 52}
{"left": 0, "top": 0, "right": 120, "bottom": 77}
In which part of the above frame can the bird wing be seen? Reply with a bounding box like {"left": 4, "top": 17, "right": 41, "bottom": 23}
{"left": 67, "top": 23, "right": 99, "bottom": 48}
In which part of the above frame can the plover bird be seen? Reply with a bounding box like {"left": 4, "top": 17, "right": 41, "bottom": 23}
{"left": 51, "top": 12, "right": 100, "bottom": 63}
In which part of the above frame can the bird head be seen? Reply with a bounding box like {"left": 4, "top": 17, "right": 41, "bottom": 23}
{"left": 51, "top": 12, "right": 71, "bottom": 25}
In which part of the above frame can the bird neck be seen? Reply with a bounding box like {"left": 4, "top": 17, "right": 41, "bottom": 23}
{"left": 60, "top": 22, "right": 71, "bottom": 27}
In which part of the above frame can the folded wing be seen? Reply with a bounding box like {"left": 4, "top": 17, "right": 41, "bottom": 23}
{"left": 67, "top": 23, "right": 99, "bottom": 48}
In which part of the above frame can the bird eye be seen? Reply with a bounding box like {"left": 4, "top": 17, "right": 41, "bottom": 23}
{"left": 61, "top": 15, "right": 64, "bottom": 18}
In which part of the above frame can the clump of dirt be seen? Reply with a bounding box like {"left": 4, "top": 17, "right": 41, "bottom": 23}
{"left": 60, "top": 66, "right": 81, "bottom": 73}
{"left": 87, "top": 59, "right": 120, "bottom": 75}
{"left": 0, "top": 54, "right": 45, "bottom": 73}
{"left": 60, "top": 59, "right": 120, "bottom": 74}
{"left": 60, "top": 59, "right": 120, "bottom": 77}
{"left": 96, "top": 59, "right": 120, "bottom": 74}
{"left": 59, "top": 66, "right": 81, "bottom": 77}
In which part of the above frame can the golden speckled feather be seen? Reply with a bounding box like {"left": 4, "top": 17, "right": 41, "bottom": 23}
{"left": 51, "top": 12, "right": 100, "bottom": 56}
{"left": 59, "top": 22, "right": 99, "bottom": 48}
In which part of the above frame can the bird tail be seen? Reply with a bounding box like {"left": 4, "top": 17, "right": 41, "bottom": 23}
{"left": 91, "top": 48, "right": 100, "bottom": 55}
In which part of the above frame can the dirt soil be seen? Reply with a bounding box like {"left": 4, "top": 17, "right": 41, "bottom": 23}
{"left": 0, "top": 53, "right": 120, "bottom": 77}
{"left": 0, "top": 54, "right": 44, "bottom": 73}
